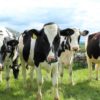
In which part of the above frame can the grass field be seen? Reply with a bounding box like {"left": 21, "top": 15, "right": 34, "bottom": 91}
{"left": 0, "top": 65, "right": 100, "bottom": 100}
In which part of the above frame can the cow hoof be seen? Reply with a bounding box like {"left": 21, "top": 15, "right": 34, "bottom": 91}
{"left": 36, "top": 92, "right": 42, "bottom": 100}
{"left": 54, "top": 96, "right": 59, "bottom": 100}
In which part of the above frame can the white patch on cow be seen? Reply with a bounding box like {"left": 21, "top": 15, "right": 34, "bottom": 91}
{"left": 44, "top": 24, "right": 58, "bottom": 58}
{"left": 60, "top": 36, "right": 65, "bottom": 44}
{"left": 13, "top": 47, "right": 18, "bottom": 61}
{"left": 44, "top": 24, "right": 58, "bottom": 47}
{"left": 69, "top": 28, "right": 80, "bottom": 51}
{"left": 18, "top": 35, "right": 24, "bottom": 54}
{"left": 15, "top": 66, "right": 17, "bottom": 69}
{"left": 28, "top": 38, "right": 36, "bottom": 66}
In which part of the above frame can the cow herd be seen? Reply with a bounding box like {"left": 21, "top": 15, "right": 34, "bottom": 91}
{"left": 0, "top": 22, "right": 100, "bottom": 100}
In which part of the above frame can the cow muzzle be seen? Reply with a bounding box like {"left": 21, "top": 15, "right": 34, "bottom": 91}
{"left": 72, "top": 47, "right": 79, "bottom": 51}
{"left": 47, "top": 56, "right": 58, "bottom": 64}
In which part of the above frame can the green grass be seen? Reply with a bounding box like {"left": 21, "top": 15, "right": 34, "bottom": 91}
{"left": 0, "top": 66, "right": 100, "bottom": 100}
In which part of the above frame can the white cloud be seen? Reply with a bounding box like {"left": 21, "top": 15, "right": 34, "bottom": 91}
{"left": 0, "top": 0, "right": 100, "bottom": 35}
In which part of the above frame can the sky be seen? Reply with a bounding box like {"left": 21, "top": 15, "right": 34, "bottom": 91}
{"left": 0, "top": 0, "right": 100, "bottom": 42}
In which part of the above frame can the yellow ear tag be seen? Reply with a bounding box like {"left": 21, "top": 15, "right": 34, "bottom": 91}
{"left": 32, "top": 34, "right": 37, "bottom": 39}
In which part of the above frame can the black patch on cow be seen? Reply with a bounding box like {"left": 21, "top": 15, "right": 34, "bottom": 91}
{"left": 87, "top": 33, "right": 100, "bottom": 59}
{"left": 0, "top": 44, "right": 6, "bottom": 61}
{"left": 60, "top": 28, "right": 74, "bottom": 36}
{"left": 78, "top": 36, "right": 80, "bottom": 43}
{"left": 34, "top": 29, "right": 50, "bottom": 66}
{"left": 22, "top": 31, "right": 32, "bottom": 62}
{"left": 22, "top": 29, "right": 39, "bottom": 62}
{"left": 58, "top": 37, "right": 71, "bottom": 57}
{"left": 53, "top": 33, "right": 60, "bottom": 56}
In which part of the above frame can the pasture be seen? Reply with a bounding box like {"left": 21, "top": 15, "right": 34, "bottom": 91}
{"left": 0, "top": 43, "right": 100, "bottom": 100}
{"left": 0, "top": 64, "right": 100, "bottom": 100}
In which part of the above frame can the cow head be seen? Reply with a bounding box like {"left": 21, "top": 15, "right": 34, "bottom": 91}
{"left": 42, "top": 23, "right": 75, "bottom": 64}
{"left": 10, "top": 63, "right": 21, "bottom": 79}
{"left": 41, "top": 23, "right": 60, "bottom": 64}
{"left": 60, "top": 28, "right": 89, "bottom": 52}
{"left": 0, "top": 37, "right": 19, "bottom": 79}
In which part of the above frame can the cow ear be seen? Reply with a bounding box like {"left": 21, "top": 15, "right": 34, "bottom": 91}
{"left": 7, "top": 40, "right": 19, "bottom": 46}
{"left": 60, "top": 28, "right": 74, "bottom": 36}
{"left": 29, "top": 29, "right": 39, "bottom": 38}
{"left": 81, "top": 30, "right": 89, "bottom": 36}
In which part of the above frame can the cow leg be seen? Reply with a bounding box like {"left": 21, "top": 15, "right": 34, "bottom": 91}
{"left": 5, "top": 66, "right": 10, "bottom": 89}
{"left": 0, "top": 71, "right": 2, "bottom": 82}
{"left": 21, "top": 62, "right": 27, "bottom": 87}
{"left": 58, "top": 61, "right": 64, "bottom": 84}
{"left": 29, "top": 66, "right": 34, "bottom": 85}
{"left": 35, "top": 66, "right": 43, "bottom": 100}
{"left": 95, "top": 64, "right": 99, "bottom": 80}
{"left": 68, "top": 55, "right": 74, "bottom": 85}
{"left": 58, "top": 60, "right": 64, "bottom": 77}
{"left": 87, "top": 58, "right": 92, "bottom": 80}
{"left": 51, "top": 63, "right": 59, "bottom": 100}
{"left": 68, "top": 64, "right": 73, "bottom": 85}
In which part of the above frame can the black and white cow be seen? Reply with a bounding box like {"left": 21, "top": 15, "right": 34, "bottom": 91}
{"left": 0, "top": 37, "right": 19, "bottom": 88}
{"left": 18, "top": 22, "right": 74, "bottom": 100}
{"left": 58, "top": 28, "right": 89, "bottom": 84}
{"left": 85, "top": 32, "right": 100, "bottom": 80}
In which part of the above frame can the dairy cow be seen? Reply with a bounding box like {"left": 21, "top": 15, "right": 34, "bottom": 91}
{"left": 58, "top": 28, "right": 89, "bottom": 84}
{"left": 0, "top": 37, "right": 19, "bottom": 88}
{"left": 85, "top": 32, "right": 100, "bottom": 80}
{"left": 18, "top": 22, "right": 74, "bottom": 100}
{"left": 0, "top": 27, "right": 20, "bottom": 86}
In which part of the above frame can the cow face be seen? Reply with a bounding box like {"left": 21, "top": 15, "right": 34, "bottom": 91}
{"left": 44, "top": 23, "right": 74, "bottom": 62}
{"left": 43, "top": 23, "right": 61, "bottom": 64}
{"left": 60, "top": 28, "right": 89, "bottom": 52}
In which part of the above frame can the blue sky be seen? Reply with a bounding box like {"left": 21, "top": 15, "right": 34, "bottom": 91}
{"left": 0, "top": 0, "right": 100, "bottom": 42}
